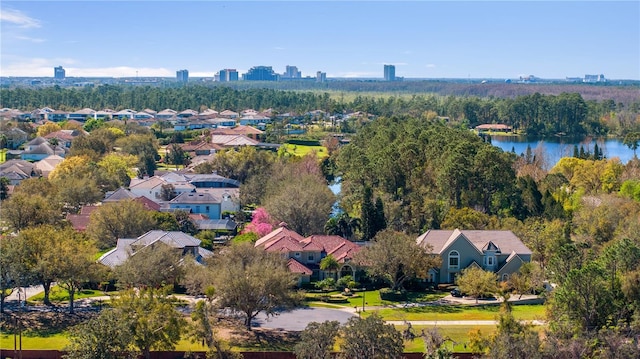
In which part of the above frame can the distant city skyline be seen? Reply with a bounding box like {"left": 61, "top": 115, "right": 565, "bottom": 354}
{"left": 1, "top": 1, "right": 639, "bottom": 80}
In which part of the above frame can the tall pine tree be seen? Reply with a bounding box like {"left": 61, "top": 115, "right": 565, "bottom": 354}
{"left": 361, "top": 186, "right": 376, "bottom": 241}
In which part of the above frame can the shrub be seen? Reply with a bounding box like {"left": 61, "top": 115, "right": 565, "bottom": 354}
{"left": 379, "top": 288, "right": 407, "bottom": 301}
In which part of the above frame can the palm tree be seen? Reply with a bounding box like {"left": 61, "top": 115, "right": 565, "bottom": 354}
{"left": 325, "top": 213, "right": 361, "bottom": 241}
{"left": 320, "top": 254, "right": 340, "bottom": 280}
{"left": 324, "top": 217, "right": 339, "bottom": 235}
{"left": 336, "top": 213, "right": 361, "bottom": 241}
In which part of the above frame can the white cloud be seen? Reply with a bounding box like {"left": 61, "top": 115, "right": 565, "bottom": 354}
{"left": 0, "top": 58, "right": 174, "bottom": 77}
{"left": 376, "top": 62, "right": 408, "bottom": 66}
{"left": 15, "top": 35, "right": 45, "bottom": 43}
{"left": 336, "top": 71, "right": 378, "bottom": 78}
{"left": 0, "top": 8, "right": 41, "bottom": 28}
{"left": 273, "top": 46, "right": 285, "bottom": 50}
{"left": 425, "top": 64, "right": 436, "bottom": 68}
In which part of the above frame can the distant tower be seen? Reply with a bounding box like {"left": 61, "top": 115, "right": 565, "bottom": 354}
{"left": 284, "top": 65, "right": 301, "bottom": 78}
{"left": 176, "top": 69, "right": 189, "bottom": 83}
{"left": 384, "top": 65, "right": 395, "bottom": 81}
{"left": 218, "top": 69, "right": 239, "bottom": 82}
{"left": 54, "top": 66, "right": 66, "bottom": 80}
{"left": 316, "top": 71, "right": 326, "bottom": 83}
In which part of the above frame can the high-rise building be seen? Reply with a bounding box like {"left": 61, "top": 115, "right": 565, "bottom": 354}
{"left": 283, "top": 65, "right": 301, "bottom": 79}
{"left": 316, "top": 71, "right": 327, "bottom": 83}
{"left": 54, "top": 66, "right": 66, "bottom": 80}
{"left": 242, "top": 66, "right": 278, "bottom": 81}
{"left": 218, "top": 69, "right": 239, "bottom": 82}
{"left": 384, "top": 65, "right": 395, "bottom": 81}
{"left": 176, "top": 69, "right": 189, "bottom": 83}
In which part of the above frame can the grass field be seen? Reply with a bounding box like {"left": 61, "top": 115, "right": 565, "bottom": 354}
{"left": 305, "top": 290, "right": 448, "bottom": 309}
{"left": 27, "top": 286, "right": 109, "bottom": 303}
{"left": 282, "top": 143, "right": 328, "bottom": 159}
{"left": 0, "top": 332, "right": 70, "bottom": 350}
{"left": 370, "top": 304, "right": 546, "bottom": 322}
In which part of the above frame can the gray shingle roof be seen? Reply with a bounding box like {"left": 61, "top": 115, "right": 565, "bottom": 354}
{"left": 98, "top": 231, "right": 202, "bottom": 267}
{"left": 416, "top": 229, "right": 532, "bottom": 256}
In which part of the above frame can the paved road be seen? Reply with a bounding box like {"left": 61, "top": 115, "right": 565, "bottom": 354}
{"left": 252, "top": 307, "right": 356, "bottom": 331}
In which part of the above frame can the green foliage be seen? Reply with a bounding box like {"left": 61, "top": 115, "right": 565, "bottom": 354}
{"left": 211, "top": 242, "right": 300, "bottom": 329}
{"left": 294, "top": 320, "right": 340, "bottom": 359}
{"left": 340, "top": 313, "right": 404, "bottom": 359}
{"left": 65, "top": 308, "right": 134, "bottom": 359}
{"left": 110, "top": 288, "right": 186, "bottom": 359}
{"left": 86, "top": 200, "right": 156, "bottom": 249}
{"left": 356, "top": 229, "right": 441, "bottom": 291}
{"left": 231, "top": 231, "right": 258, "bottom": 244}
{"left": 455, "top": 266, "right": 498, "bottom": 303}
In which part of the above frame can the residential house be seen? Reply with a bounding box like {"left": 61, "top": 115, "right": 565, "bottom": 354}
{"left": 179, "top": 140, "right": 222, "bottom": 158}
{"left": 66, "top": 205, "right": 100, "bottom": 231}
{"left": 103, "top": 187, "right": 138, "bottom": 202}
{"left": 168, "top": 192, "right": 222, "bottom": 219}
{"left": 0, "top": 127, "right": 28, "bottom": 149}
{"left": 68, "top": 108, "right": 96, "bottom": 121}
{"left": 255, "top": 226, "right": 363, "bottom": 285}
{"left": 210, "top": 134, "right": 259, "bottom": 148}
{"left": 34, "top": 155, "right": 64, "bottom": 177}
{"left": 43, "top": 129, "right": 86, "bottom": 148}
{"left": 98, "top": 230, "right": 213, "bottom": 268}
{"left": 415, "top": 229, "right": 532, "bottom": 284}
{"left": 0, "top": 159, "right": 41, "bottom": 185}
{"left": 178, "top": 109, "right": 198, "bottom": 118}
{"left": 21, "top": 137, "right": 67, "bottom": 161}
{"left": 210, "top": 118, "right": 236, "bottom": 127}
{"left": 210, "top": 125, "right": 264, "bottom": 141}
{"left": 219, "top": 110, "right": 239, "bottom": 119}
{"left": 156, "top": 109, "right": 177, "bottom": 121}
{"left": 129, "top": 176, "right": 167, "bottom": 201}
{"left": 112, "top": 109, "right": 136, "bottom": 120}
{"left": 239, "top": 115, "right": 271, "bottom": 130}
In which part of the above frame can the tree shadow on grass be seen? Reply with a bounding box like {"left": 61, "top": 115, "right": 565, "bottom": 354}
{"left": 0, "top": 311, "right": 97, "bottom": 337}
{"left": 229, "top": 327, "right": 299, "bottom": 352}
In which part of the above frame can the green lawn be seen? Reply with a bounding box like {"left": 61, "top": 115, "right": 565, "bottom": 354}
{"left": 28, "top": 286, "right": 111, "bottom": 303}
{"left": 369, "top": 304, "right": 547, "bottom": 322}
{"left": 0, "top": 332, "right": 70, "bottom": 350}
{"left": 399, "top": 324, "right": 498, "bottom": 353}
{"left": 305, "top": 290, "right": 448, "bottom": 309}
{"left": 282, "top": 144, "right": 328, "bottom": 158}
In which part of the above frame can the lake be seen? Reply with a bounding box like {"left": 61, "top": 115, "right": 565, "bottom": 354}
{"left": 490, "top": 136, "right": 636, "bottom": 167}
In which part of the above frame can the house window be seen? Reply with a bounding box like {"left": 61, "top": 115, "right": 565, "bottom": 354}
{"left": 308, "top": 254, "right": 314, "bottom": 261}
{"left": 448, "top": 251, "right": 460, "bottom": 270}
{"left": 295, "top": 252, "right": 301, "bottom": 258}
{"left": 206, "top": 206, "right": 210, "bottom": 212}
{"left": 502, "top": 273, "right": 509, "bottom": 281}
{"left": 487, "top": 256, "right": 494, "bottom": 266}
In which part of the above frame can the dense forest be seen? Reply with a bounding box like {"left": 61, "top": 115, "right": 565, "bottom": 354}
{"left": 1, "top": 85, "right": 639, "bottom": 137}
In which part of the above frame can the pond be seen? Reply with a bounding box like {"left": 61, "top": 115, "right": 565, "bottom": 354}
{"left": 490, "top": 136, "right": 636, "bottom": 167}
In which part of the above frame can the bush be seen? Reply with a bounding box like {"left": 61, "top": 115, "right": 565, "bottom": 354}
{"left": 379, "top": 288, "right": 407, "bottom": 301}
{"left": 286, "top": 139, "right": 321, "bottom": 146}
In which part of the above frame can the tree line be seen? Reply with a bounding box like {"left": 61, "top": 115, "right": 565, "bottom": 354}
{"left": 2, "top": 85, "right": 638, "bottom": 137}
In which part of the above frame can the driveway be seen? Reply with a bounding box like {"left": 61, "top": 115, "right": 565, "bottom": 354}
{"left": 252, "top": 307, "right": 356, "bottom": 331}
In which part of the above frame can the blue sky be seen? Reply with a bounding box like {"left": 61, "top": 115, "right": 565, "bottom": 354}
{"left": 1, "top": 1, "right": 639, "bottom": 79}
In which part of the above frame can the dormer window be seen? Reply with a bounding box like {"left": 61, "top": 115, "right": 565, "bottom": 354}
{"left": 448, "top": 251, "right": 460, "bottom": 270}
{"left": 487, "top": 256, "right": 494, "bottom": 266}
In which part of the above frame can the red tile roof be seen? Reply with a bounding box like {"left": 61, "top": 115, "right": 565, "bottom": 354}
{"left": 287, "top": 258, "right": 312, "bottom": 275}
{"left": 134, "top": 196, "right": 161, "bottom": 211}
{"left": 256, "top": 228, "right": 362, "bottom": 262}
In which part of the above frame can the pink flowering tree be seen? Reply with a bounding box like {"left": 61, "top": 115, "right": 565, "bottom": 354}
{"left": 243, "top": 208, "right": 273, "bottom": 237}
